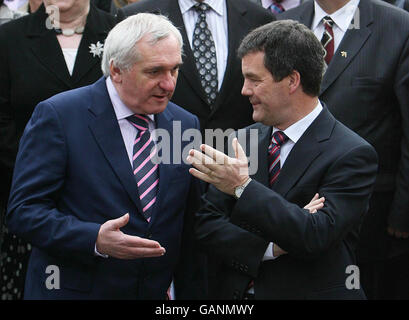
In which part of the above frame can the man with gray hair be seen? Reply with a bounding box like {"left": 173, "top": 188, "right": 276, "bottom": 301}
{"left": 6, "top": 13, "right": 205, "bottom": 299}
{"left": 189, "top": 20, "right": 378, "bottom": 299}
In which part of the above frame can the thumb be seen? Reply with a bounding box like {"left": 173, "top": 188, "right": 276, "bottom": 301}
{"left": 109, "top": 213, "right": 130, "bottom": 230}
{"left": 233, "top": 137, "right": 246, "bottom": 161}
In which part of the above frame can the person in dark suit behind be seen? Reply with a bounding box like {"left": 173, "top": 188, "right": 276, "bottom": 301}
{"left": 383, "top": 0, "right": 409, "bottom": 11}
{"left": 6, "top": 13, "right": 204, "bottom": 300}
{"left": 187, "top": 20, "right": 378, "bottom": 300}
{"left": 0, "top": 0, "right": 116, "bottom": 300}
{"left": 249, "top": 0, "right": 305, "bottom": 14}
{"left": 117, "top": 0, "right": 274, "bottom": 135}
{"left": 279, "top": 0, "right": 409, "bottom": 300}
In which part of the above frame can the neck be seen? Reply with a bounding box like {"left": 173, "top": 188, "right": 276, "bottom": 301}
{"left": 276, "top": 96, "right": 319, "bottom": 131}
{"left": 315, "top": 0, "right": 351, "bottom": 14}
{"left": 49, "top": 2, "right": 90, "bottom": 30}
{"left": 29, "top": 0, "right": 42, "bottom": 12}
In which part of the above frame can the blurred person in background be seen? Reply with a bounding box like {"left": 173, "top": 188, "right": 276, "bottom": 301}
{"left": 0, "top": 0, "right": 25, "bottom": 25}
{"left": 0, "top": 0, "right": 116, "bottom": 300}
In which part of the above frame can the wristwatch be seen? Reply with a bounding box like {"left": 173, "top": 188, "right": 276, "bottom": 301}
{"left": 234, "top": 178, "right": 252, "bottom": 199}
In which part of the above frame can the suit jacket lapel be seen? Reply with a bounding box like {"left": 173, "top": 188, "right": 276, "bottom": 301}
{"left": 28, "top": 4, "right": 72, "bottom": 88}
{"left": 320, "top": 0, "right": 373, "bottom": 94}
{"left": 250, "top": 124, "right": 271, "bottom": 187}
{"left": 272, "top": 107, "right": 334, "bottom": 197}
{"left": 71, "top": 4, "right": 111, "bottom": 85}
{"left": 88, "top": 78, "right": 143, "bottom": 214}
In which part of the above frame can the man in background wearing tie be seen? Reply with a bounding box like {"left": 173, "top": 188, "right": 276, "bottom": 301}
{"left": 279, "top": 0, "right": 409, "bottom": 299}
{"left": 118, "top": 0, "right": 274, "bottom": 136}
{"left": 188, "top": 20, "right": 378, "bottom": 300}
{"left": 249, "top": 0, "right": 305, "bottom": 14}
{"left": 6, "top": 13, "right": 204, "bottom": 299}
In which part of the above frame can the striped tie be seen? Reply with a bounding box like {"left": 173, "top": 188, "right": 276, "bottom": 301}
{"left": 270, "top": 1, "right": 285, "bottom": 14}
{"left": 268, "top": 131, "right": 288, "bottom": 187}
{"left": 321, "top": 16, "right": 335, "bottom": 65}
{"left": 127, "top": 114, "right": 159, "bottom": 221}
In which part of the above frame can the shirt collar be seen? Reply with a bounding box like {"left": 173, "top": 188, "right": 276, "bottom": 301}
{"left": 178, "top": 0, "right": 224, "bottom": 16}
{"left": 106, "top": 77, "right": 154, "bottom": 122}
{"left": 312, "top": 0, "right": 360, "bottom": 33}
{"left": 273, "top": 101, "right": 323, "bottom": 144}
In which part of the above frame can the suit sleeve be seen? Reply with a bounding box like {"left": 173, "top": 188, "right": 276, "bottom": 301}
{"left": 6, "top": 101, "right": 101, "bottom": 265}
{"left": 195, "top": 143, "right": 378, "bottom": 271}
{"left": 232, "top": 144, "right": 378, "bottom": 260}
{"left": 387, "top": 34, "right": 409, "bottom": 233}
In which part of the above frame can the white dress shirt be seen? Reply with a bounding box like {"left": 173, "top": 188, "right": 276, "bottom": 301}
{"left": 312, "top": 0, "right": 360, "bottom": 54}
{"left": 179, "top": 0, "right": 228, "bottom": 90}
{"left": 106, "top": 77, "right": 156, "bottom": 164}
{"left": 263, "top": 101, "right": 323, "bottom": 261}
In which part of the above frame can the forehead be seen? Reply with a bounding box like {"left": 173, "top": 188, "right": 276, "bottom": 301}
{"left": 241, "top": 51, "right": 268, "bottom": 75}
{"left": 136, "top": 34, "right": 182, "bottom": 67}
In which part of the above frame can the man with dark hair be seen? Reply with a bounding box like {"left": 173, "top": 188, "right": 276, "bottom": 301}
{"left": 279, "top": 0, "right": 409, "bottom": 300}
{"left": 188, "top": 20, "right": 378, "bottom": 300}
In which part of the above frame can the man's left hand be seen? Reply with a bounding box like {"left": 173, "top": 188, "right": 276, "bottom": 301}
{"left": 187, "top": 138, "right": 249, "bottom": 195}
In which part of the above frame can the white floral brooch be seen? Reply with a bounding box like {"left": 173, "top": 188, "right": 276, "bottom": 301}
{"left": 89, "top": 41, "right": 104, "bottom": 58}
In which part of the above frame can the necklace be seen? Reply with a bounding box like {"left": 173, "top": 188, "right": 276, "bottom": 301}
{"left": 54, "top": 26, "right": 85, "bottom": 37}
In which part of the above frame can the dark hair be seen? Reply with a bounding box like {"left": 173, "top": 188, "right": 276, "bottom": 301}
{"left": 238, "top": 20, "right": 324, "bottom": 97}
{"left": 0, "top": 0, "right": 4, "bottom": 6}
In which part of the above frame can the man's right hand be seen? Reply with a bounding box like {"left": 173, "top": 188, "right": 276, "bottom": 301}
{"left": 96, "top": 213, "right": 166, "bottom": 259}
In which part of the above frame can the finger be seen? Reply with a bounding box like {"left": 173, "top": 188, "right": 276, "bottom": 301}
{"left": 310, "top": 193, "right": 319, "bottom": 202}
{"left": 233, "top": 138, "right": 247, "bottom": 162}
{"left": 187, "top": 153, "right": 213, "bottom": 175}
{"left": 124, "top": 235, "right": 162, "bottom": 248}
{"left": 188, "top": 149, "right": 217, "bottom": 168}
{"left": 127, "top": 246, "right": 166, "bottom": 258}
{"left": 188, "top": 167, "right": 214, "bottom": 184}
{"left": 109, "top": 213, "right": 129, "bottom": 230}
{"left": 200, "top": 144, "right": 228, "bottom": 165}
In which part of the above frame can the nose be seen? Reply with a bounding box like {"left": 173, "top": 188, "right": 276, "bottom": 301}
{"left": 241, "top": 79, "right": 252, "bottom": 97}
{"left": 159, "top": 72, "right": 176, "bottom": 92}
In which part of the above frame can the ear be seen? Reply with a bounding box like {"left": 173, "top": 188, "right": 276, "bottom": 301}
{"left": 288, "top": 70, "right": 301, "bottom": 94}
{"left": 110, "top": 61, "right": 122, "bottom": 84}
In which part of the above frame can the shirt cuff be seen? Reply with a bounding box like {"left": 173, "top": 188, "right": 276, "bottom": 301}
{"left": 262, "top": 242, "right": 278, "bottom": 261}
{"left": 94, "top": 244, "right": 109, "bottom": 258}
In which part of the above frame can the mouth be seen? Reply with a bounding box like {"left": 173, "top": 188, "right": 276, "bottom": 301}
{"left": 152, "top": 94, "right": 169, "bottom": 102}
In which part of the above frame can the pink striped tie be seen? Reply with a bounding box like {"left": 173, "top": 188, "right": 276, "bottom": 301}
{"left": 127, "top": 115, "right": 159, "bottom": 221}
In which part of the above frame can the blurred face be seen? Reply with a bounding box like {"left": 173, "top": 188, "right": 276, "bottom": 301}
{"left": 112, "top": 34, "right": 182, "bottom": 115}
{"left": 241, "top": 51, "right": 290, "bottom": 127}
{"left": 43, "top": 0, "right": 89, "bottom": 12}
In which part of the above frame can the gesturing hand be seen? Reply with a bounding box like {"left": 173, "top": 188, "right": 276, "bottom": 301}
{"left": 187, "top": 138, "right": 249, "bottom": 195}
{"left": 96, "top": 213, "right": 166, "bottom": 259}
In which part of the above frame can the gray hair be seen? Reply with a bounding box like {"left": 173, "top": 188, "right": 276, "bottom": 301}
{"left": 101, "top": 13, "right": 183, "bottom": 77}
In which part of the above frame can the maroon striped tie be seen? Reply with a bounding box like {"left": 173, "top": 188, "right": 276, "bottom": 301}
{"left": 127, "top": 115, "right": 159, "bottom": 221}
{"left": 268, "top": 131, "right": 288, "bottom": 187}
{"left": 321, "top": 16, "right": 335, "bottom": 65}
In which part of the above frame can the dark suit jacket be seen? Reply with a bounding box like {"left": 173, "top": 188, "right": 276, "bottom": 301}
{"left": 6, "top": 77, "right": 203, "bottom": 299}
{"left": 279, "top": 0, "right": 409, "bottom": 258}
{"left": 0, "top": 3, "right": 116, "bottom": 205}
{"left": 118, "top": 0, "right": 274, "bottom": 132}
{"left": 195, "top": 106, "right": 378, "bottom": 299}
